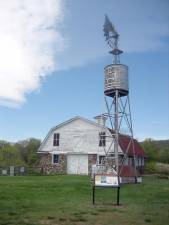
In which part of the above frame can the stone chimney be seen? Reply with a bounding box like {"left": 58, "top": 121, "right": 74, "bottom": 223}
{"left": 94, "top": 114, "right": 107, "bottom": 126}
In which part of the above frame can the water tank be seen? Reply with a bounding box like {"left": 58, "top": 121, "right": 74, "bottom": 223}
{"left": 104, "top": 64, "right": 128, "bottom": 97}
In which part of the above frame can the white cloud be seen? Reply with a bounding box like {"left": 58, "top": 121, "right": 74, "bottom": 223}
{"left": 0, "top": 0, "right": 64, "bottom": 107}
{"left": 0, "top": 0, "right": 169, "bottom": 108}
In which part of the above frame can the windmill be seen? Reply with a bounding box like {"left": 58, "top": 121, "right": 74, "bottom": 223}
{"left": 93, "top": 15, "right": 137, "bottom": 205}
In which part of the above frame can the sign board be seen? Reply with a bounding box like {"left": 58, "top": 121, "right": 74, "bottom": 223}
{"left": 94, "top": 175, "right": 119, "bottom": 187}
{"left": 137, "top": 177, "right": 142, "bottom": 183}
{"left": 2, "top": 170, "right": 7, "bottom": 175}
{"left": 20, "top": 167, "right": 25, "bottom": 173}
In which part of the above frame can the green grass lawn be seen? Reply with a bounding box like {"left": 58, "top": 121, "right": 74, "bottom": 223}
{"left": 0, "top": 175, "right": 168, "bottom": 225}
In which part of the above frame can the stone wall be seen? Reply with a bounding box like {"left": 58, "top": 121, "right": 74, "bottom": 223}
{"left": 88, "top": 154, "right": 97, "bottom": 175}
{"left": 39, "top": 153, "right": 67, "bottom": 175}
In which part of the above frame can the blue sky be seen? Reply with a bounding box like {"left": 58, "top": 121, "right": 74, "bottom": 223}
{"left": 0, "top": 0, "right": 169, "bottom": 142}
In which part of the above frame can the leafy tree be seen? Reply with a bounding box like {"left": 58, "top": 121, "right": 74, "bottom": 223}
{"left": 141, "top": 139, "right": 169, "bottom": 163}
{"left": 0, "top": 145, "right": 26, "bottom": 167}
{"left": 0, "top": 138, "right": 41, "bottom": 167}
{"left": 16, "top": 138, "right": 41, "bottom": 165}
{"left": 141, "top": 139, "right": 159, "bottom": 162}
{"left": 158, "top": 149, "right": 169, "bottom": 164}
{"left": 0, "top": 141, "right": 10, "bottom": 148}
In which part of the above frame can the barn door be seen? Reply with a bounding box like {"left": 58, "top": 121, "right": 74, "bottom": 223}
{"left": 67, "top": 154, "right": 88, "bottom": 175}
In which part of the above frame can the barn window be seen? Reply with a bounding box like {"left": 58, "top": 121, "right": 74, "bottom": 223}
{"left": 53, "top": 154, "right": 59, "bottom": 164}
{"left": 99, "top": 155, "right": 105, "bottom": 164}
{"left": 99, "top": 132, "right": 106, "bottom": 146}
{"left": 53, "top": 133, "right": 60, "bottom": 146}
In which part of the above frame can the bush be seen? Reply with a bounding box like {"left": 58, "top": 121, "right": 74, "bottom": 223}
{"left": 155, "top": 163, "right": 169, "bottom": 175}
{"left": 145, "top": 161, "right": 156, "bottom": 173}
{"left": 145, "top": 162, "right": 169, "bottom": 175}
{"left": 27, "top": 167, "right": 42, "bottom": 176}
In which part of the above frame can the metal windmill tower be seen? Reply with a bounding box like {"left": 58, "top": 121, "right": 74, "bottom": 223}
{"left": 99, "top": 15, "right": 137, "bottom": 182}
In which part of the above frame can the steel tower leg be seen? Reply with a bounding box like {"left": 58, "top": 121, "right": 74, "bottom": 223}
{"left": 115, "top": 90, "right": 119, "bottom": 179}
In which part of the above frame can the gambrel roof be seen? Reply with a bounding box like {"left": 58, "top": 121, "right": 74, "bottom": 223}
{"left": 38, "top": 116, "right": 145, "bottom": 157}
{"left": 38, "top": 116, "right": 106, "bottom": 152}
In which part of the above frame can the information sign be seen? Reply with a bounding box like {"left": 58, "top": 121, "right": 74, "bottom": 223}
{"left": 95, "top": 175, "right": 119, "bottom": 187}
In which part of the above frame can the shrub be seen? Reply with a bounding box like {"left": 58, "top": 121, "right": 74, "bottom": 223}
{"left": 145, "top": 161, "right": 156, "bottom": 173}
{"left": 155, "top": 163, "right": 169, "bottom": 175}
{"left": 145, "top": 162, "right": 169, "bottom": 175}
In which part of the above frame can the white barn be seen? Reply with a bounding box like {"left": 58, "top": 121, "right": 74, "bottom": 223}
{"left": 38, "top": 116, "right": 145, "bottom": 175}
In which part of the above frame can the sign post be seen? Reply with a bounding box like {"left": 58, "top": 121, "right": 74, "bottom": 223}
{"left": 93, "top": 174, "right": 120, "bottom": 205}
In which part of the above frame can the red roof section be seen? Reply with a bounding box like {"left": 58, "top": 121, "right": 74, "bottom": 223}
{"left": 108, "top": 129, "right": 145, "bottom": 157}
{"left": 119, "top": 165, "right": 139, "bottom": 177}
{"left": 118, "top": 134, "right": 145, "bottom": 157}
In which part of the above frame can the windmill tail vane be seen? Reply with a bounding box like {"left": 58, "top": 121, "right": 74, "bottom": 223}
{"left": 103, "top": 15, "right": 119, "bottom": 43}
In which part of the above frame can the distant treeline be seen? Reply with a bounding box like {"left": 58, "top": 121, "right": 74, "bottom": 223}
{"left": 0, "top": 138, "right": 169, "bottom": 168}
{"left": 141, "top": 139, "right": 169, "bottom": 164}
{"left": 0, "top": 139, "right": 41, "bottom": 167}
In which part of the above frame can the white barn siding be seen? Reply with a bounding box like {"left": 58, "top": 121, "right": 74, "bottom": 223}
{"left": 38, "top": 117, "right": 142, "bottom": 175}
{"left": 40, "top": 118, "right": 123, "bottom": 155}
